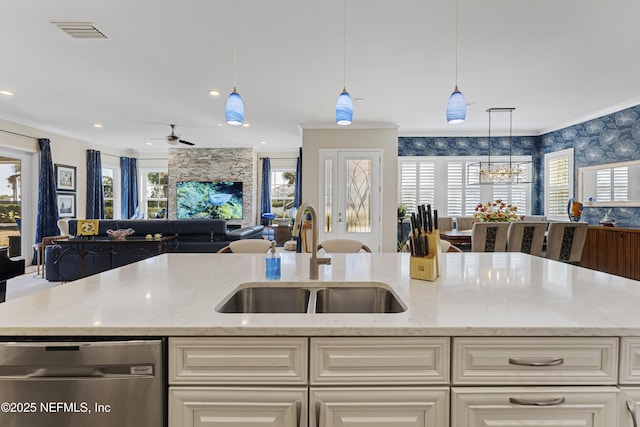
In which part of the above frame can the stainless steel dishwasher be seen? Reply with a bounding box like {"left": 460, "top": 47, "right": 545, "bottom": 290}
{"left": 0, "top": 339, "right": 164, "bottom": 426}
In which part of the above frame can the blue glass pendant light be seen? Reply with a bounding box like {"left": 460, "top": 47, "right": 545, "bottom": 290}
{"left": 226, "top": 0, "right": 244, "bottom": 126}
{"left": 335, "top": 0, "right": 353, "bottom": 126}
{"left": 447, "top": 86, "right": 466, "bottom": 124}
{"left": 446, "top": 0, "right": 466, "bottom": 124}
{"left": 336, "top": 88, "right": 353, "bottom": 126}
{"left": 226, "top": 87, "right": 244, "bottom": 126}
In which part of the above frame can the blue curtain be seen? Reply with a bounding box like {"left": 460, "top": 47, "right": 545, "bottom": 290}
{"left": 294, "top": 147, "right": 302, "bottom": 208}
{"left": 261, "top": 157, "right": 271, "bottom": 216}
{"left": 294, "top": 148, "right": 303, "bottom": 253}
{"left": 34, "top": 138, "right": 60, "bottom": 263}
{"left": 86, "top": 149, "right": 105, "bottom": 219}
{"left": 120, "top": 156, "right": 138, "bottom": 219}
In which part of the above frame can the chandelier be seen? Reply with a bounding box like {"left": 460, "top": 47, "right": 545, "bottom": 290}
{"left": 467, "top": 107, "right": 532, "bottom": 185}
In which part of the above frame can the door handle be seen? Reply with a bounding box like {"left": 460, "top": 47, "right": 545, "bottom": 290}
{"left": 338, "top": 212, "right": 343, "bottom": 223}
{"left": 509, "top": 397, "right": 565, "bottom": 406}
{"left": 508, "top": 357, "right": 564, "bottom": 367}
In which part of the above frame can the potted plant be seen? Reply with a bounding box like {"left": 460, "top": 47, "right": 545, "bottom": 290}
{"left": 397, "top": 204, "right": 408, "bottom": 219}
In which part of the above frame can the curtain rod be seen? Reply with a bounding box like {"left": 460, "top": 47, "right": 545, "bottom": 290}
{"left": 0, "top": 129, "right": 38, "bottom": 140}
{"left": 258, "top": 156, "right": 298, "bottom": 160}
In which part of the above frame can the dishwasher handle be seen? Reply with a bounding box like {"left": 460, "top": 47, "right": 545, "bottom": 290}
{"left": 26, "top": 367, "right": 106, "bottom": 378}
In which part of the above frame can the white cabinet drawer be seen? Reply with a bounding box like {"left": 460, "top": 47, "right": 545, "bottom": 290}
{"left": 310, "top": 337, "right": 449, "bottom": 385}
{"left": 169, "top": 337, "right": 307, "bottom": 385}
{"left": 311, "top": 387, "right": 449, "bottom": 427}
{"left": 169, "top": 386, "right": 307, "bottom": 427}
{"left": 452, "top": 386, "right": 619, "bottom": 427}
{"left": 452, "top": 337, "right": 618, "bottom": 385}
{"left": 620, "top": 338, "right": 640, "bottom": 384}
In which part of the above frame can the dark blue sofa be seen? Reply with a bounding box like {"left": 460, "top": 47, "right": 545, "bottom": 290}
{"left": 44, "top": 219, "right": 264, "bottom": 281}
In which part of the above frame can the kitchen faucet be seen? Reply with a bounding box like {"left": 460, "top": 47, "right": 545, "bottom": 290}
{"left": 292, "top": 203, "right": 331, "bottom": 280}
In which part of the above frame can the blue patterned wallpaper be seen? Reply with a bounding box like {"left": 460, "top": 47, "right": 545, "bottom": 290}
{"left": 398, "top": 136, "right": 544, "bottom": 214}
{"left": 541, "top": 105, "right": 640, "bottom": 228}
{"left": 399, "top": 104, "right": 640, "bottom": 227}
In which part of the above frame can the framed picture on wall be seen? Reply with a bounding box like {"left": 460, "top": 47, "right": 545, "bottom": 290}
{"left": 57, "top": 192, "right": 76, "bottom": 218}
{"left": 55, "top": 164, "right": 76, "bottom": 191}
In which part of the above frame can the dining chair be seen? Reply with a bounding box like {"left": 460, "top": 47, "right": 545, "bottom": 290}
{"left": 217, "top": 239, "right": 272, "bottom": 253}
{"left": 523, "top": 215, "right": 547, "bottom": 223}
{"left": 440, "top": 240, "right": 463, "bottom": 253}
{"left": 317, "top": 239, "right": 372, "bottom": 253}
{"left": 456, "top": 216, "right": 474, "bottom": 231}
{"left": 437, "top": 216, "right": 454, "bottom": 231}
{"left": 471, "top": 222, "right": 509, "bottom": 252}
{"left": 506, "top": 221, "right": 547, "bottom": 256}
{"left": 545, "top": 222, "right": 588, "bottom": 265}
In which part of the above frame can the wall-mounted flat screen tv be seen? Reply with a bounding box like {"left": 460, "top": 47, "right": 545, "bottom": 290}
{"left": 176, "top": 181, "right": 243, "bottom": 219}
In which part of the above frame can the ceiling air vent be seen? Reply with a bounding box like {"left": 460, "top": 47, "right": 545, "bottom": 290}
{"left": 51, "top": 22, "right": 108, "bottom": 39}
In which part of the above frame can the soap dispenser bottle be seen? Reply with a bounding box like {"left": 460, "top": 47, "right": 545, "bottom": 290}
{"left": 266, "top": 241, "right": 281, "bottom": 280}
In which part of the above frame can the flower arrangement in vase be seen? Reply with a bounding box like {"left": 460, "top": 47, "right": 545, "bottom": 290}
{"left": 473, "top": 199, "right": 522, "bottom": 222}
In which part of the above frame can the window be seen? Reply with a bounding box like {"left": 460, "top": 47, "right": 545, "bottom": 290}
{"left": 102, "top": 168, "right": 114, "bottom": 219}
{"left": 544, "top": 148, "right": 574, "bottom": 220}
{"left": 398, "top": 156, "right": 532, "bottom": 217}
{"left": 270, "top": 168, "right": 296, "bottom": 218}
{"left": 144, "top": 171, "right": 168, "bottom": 219}
{"left": 398, "top": 158, "right": 435, "bottom": 214}
{"left": 446, "top": 159, "right": 481, "bottom": 216}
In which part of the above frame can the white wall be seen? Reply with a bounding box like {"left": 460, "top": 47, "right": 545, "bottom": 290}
{"left": 0, "top": 118, "right": 130, "bottom": 261}
{"left": 301, "top": 127, "right": 398, "bottom": 252}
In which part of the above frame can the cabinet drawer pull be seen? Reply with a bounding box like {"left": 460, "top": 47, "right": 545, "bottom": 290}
{"left": 508, "top": 357, "right": 564, "bottom": 367}
{"left": 509, "top": 397, "right": 566, "bottom": 406}
{"left": 627, "top": 399, "right": 638, "bottom": 427}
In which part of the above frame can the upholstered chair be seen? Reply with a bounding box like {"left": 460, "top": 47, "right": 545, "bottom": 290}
{"left": 217, "top": 239, "right": 272, "bottom": 253}
{"left": 437, "top": 216, "right": 454, "bottom": 231}
{"left": 545, "top": 222, "right": 588, "bottom": 264}
{"left": 317, "top": 239, "right": 372, "bottom": 253}
{"left": 507, "top": 221, "right": 547, "bottom": 256}
{"left": 456, "top": 216, "right": 474, "bottom": 231}
{"left": 440, "top": 240, "right": 463, "bottom": 253}
{"left": 471, "top": 222, "right": 509, "bottom": 252}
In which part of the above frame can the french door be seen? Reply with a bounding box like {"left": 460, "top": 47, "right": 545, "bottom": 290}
{"left": 319, "top": 150, "right": 381, "bottom": 252}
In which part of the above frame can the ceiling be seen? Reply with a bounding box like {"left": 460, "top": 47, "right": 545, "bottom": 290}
{"left": 1, "top": 0, "right": 640, "bottom": 154}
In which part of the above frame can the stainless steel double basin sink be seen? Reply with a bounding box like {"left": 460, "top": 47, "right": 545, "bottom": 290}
{"left": 217, "top": 282, "right": 406, "bottom": 314}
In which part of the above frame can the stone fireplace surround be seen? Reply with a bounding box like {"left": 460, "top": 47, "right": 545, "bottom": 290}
{"left": 167, "top": 148, "right": 257, "bottom": 227}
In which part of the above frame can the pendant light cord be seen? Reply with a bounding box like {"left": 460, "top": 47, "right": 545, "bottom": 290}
{"left": 454, "top": 0, "right": 459, "bottom": 88}
{"left": 509, "top": 109, "right": 513, "bottom": 167}
{"left": 233, "top": 0, "right": 238, "bottom": 89}
{"left": 343, "top": 0, "right": 347, "bottom": 90}
{"left": 487, "top": 109, "right": 492, "bottom": 164}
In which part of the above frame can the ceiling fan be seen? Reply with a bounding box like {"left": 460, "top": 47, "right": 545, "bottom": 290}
{"left": 166, "top": 124, "right": 195, "bottom": 146}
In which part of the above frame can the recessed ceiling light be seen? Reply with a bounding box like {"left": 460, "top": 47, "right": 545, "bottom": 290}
{"left": 0, "top": 90, "right": 14, "bottom": 96}
{"left": 242, "top": 123, "right": 250, "bottom": 128}
{"left": 146, "top": 141, "right": 153, "bottom": 146}
{"left": 93, "top": 123, "right": 103, "bottom": 128}
{"left": 209, "top": 90, "right": 220, "bottom": 96}
{"left": 260, "top": 140, "right": 267, "bottom": 144}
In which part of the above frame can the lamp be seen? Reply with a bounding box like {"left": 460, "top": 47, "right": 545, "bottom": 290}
{"left": 226, "top": 0, "right": 244, "bottom": 126}
{"left": 446, "top": 0, "right": 465, "bottom": 124}
{"left": 336, "top": 0, "right": 353, "bottom": 126}
{"left": 467, "top": 108, "right": 533, "bottom": 185}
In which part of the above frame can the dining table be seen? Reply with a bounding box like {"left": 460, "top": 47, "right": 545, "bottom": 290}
{"left": 438, "top": 229, "right": 472, "bottom": 246}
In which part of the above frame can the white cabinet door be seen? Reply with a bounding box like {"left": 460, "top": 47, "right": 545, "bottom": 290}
{"left": 620, "top": 387, "right": 640, "bottom": 427}
{"left": 169, "top": 386, "right": 307, "bottom": 427}
{"left": 452, "top": 386, "right": 619, "bottom": 427}
{"left": 310, "top": 387, "right": 449, "bottom": 427}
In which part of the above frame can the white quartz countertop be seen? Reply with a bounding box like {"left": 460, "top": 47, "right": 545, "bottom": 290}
{"left": 1, "top": 252, "right": 639, "bottom": 337}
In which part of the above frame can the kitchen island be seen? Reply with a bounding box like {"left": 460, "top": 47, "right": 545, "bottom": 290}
{"left": 1, "top": 252, "right": 639, "bottom": 426}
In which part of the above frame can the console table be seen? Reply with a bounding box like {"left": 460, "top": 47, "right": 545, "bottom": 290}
{"left": 580, "top": 225, "right": 640, "bottom": 280}
{"left": 53, "top": 236, "right": 176, "bottom": 279}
